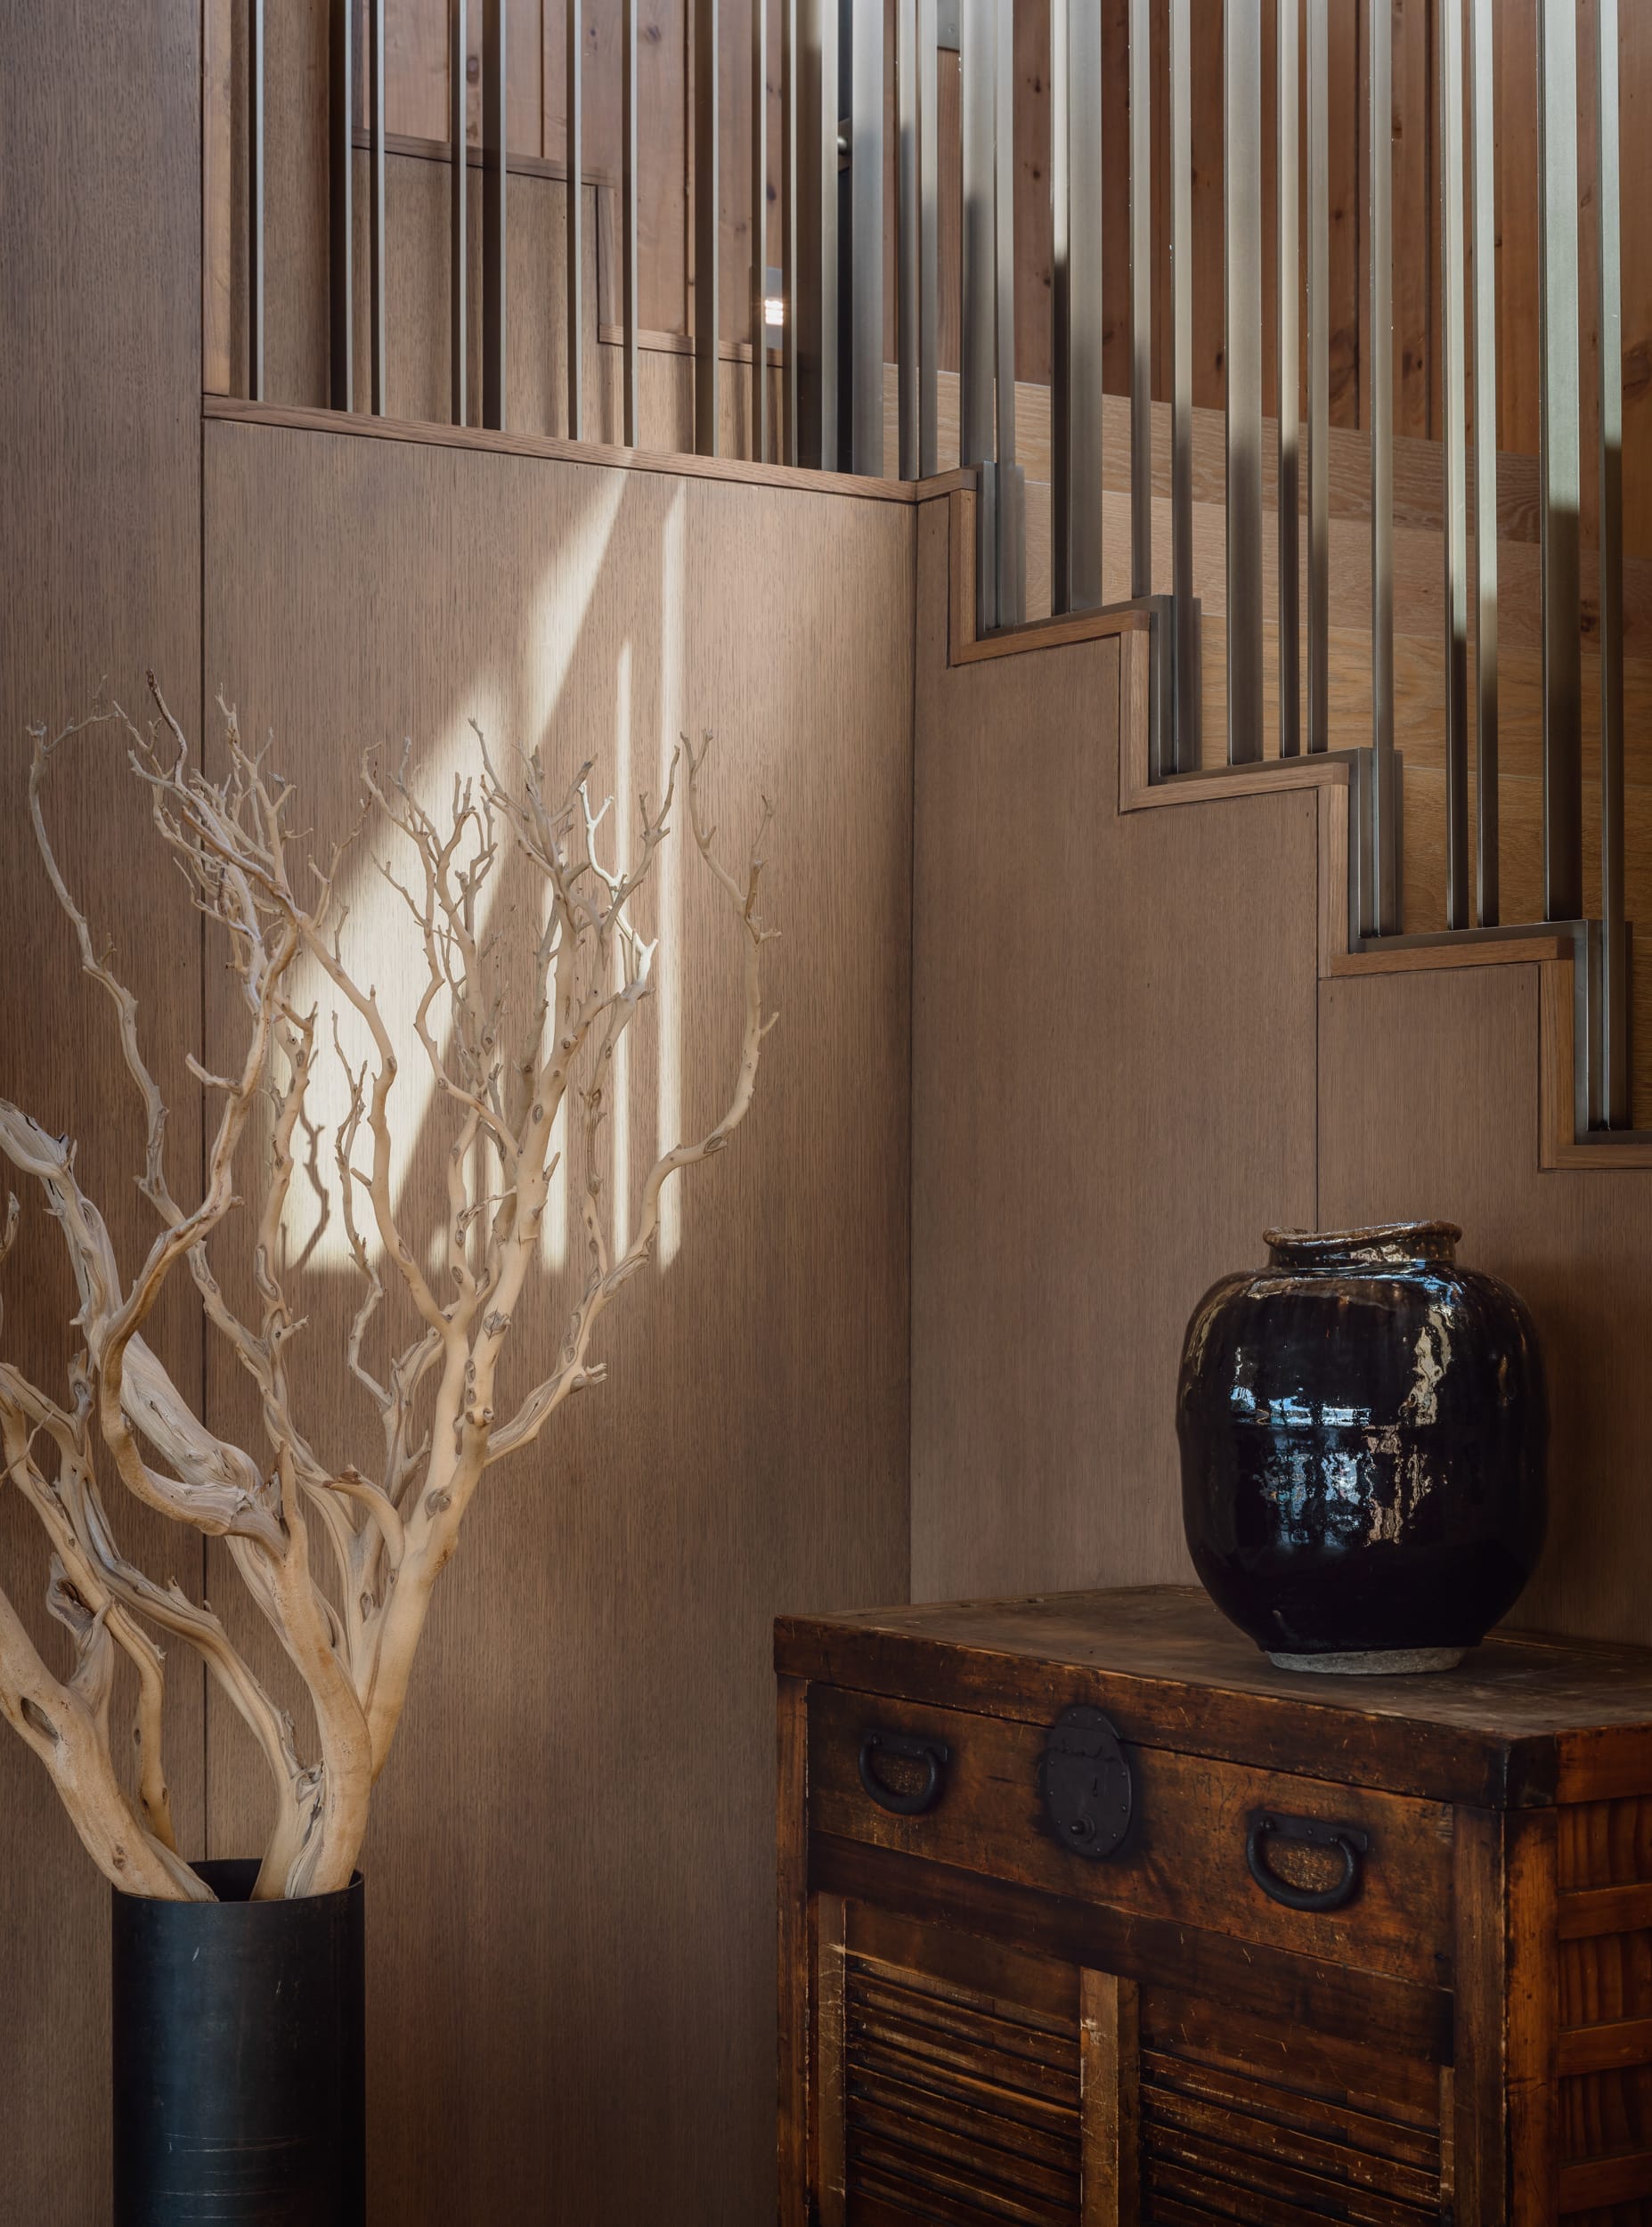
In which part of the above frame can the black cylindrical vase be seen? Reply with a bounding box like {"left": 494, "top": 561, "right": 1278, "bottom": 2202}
{"left": 1176, "top": 1221, "right": 1547, "bottom": 1672}
{"left": 112, "top": 1859, "right": 364, "bottom": 2227}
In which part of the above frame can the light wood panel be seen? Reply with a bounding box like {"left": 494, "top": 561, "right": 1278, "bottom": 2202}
{"left": 201, "top": 414, "right": 912, "bottom": 2223}
{"left": 909, "top": 497, "right": 1320, "bottom": 1605}
{"left": 0, "top": 4, "right": 206, "bottom": 2222}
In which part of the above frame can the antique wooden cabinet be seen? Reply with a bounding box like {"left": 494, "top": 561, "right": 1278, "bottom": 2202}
{"left": 776, "top": 1587, "right": 1652, "bottom": 2226}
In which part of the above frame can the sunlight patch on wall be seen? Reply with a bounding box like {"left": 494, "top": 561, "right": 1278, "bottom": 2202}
{"left": 611, "top": 638, "right": 633, "bottom": 1260}
{"left": 655, "top": 487, "right": 685, "bottom": 1269}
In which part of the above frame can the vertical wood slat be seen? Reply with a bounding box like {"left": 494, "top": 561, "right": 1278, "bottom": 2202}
{"left": 248, "top": 0, "right": 264, "bottom": 402}
{"left": 849, "top": 0, "right": 883, "bottom": 475}
{"left": 1453, "top": 1807, "right": 1510, "bottom": 2227}
{"left": 1080, "top": 1970, "right": 1140, "bottom": 2223}
{"left": 1128, "top": 0, "right": 1151, "bottom": 601}
{"left": 753, "top": 0, "right": 769, "bottom": 463}
{"left": 622, "top": 0, "right": 639, "bottom": 445}
{"left": 1538, "top": 0, "right": 1582, "bottom": 923}
{"left": 1469, "top": 0, "right": 1499, "bottom": 922}
{"left": 566, "top": 0, "right": 583, "bottom": 440}
{"left": 776, "top": 1673, "right": 810, "bottom": 2227}
{"left": 1369, "top": 0, "right": 1399, "bottom": 930}
{"left": 329, "top": 0, "right": 354, "bottom": 412}
{"left": 814, "top": 1893, "right": 848, "bottom": 2227}
{"left": 369, "top": 0, "right": 387, "bottom": 416}
{"left": 1598, "top": 0, "right": 1629, "bottom": 1125}
{"left": 450, "top": 0, "right": 468, "bottom": 428}
{"left": 1052, "top": 0, "right": 1104, "bottom": 616}
{"left": 482, "top": 0, "right": 508, "bottom": 429}
{"left": 919, "top": 0, "right": 939, "bottom": 480}
{"left": 1225, "top": 0, "right": 1263, "bottom": 764}
{"left": 1306, "top": 0, "right": 1329, "bottom": 754}
{"left": 1277, "top": 0, "right": 1299, "bottom": 756}
{"left": 1441, "top": 0, "right": 1469, "bottom": 926}
{"left": 1169, "top": 0, "right": 1196, "bottom": 772}
{"left": 781, "top": 0, "right": 799, "bottom": 462}
{"left": 897, "top": 0, "right": 919, "bottom": 478}
{"left": 694, "top": 0, "right": 720, "bottom": 456}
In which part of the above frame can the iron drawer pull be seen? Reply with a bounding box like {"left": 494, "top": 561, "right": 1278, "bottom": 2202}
{"left": 1246, "top": 1811, "right": 1371, "bottom": 1913}
{"left": 858, "top": 1728, "right": 949, "bottom": 1816}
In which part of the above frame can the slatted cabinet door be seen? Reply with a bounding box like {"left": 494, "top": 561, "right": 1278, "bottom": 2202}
{"left": 812, "top": 1902, "right": 1138, "bottom": 2227}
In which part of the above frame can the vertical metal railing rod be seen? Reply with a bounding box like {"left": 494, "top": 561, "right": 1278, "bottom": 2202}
{"left": 1440, "top": 0, "right": 1469, "bottom": 927}
{"left": 1306, "top": 0, "right": 1329, "bottom": 754}
{"left": 781, "top": 0, "right": 798, "bottom": 462}
{"left": 370, "top": 0, "right": 387, "bottom": 416}
{"left": 567, "top": 0, "right": 584, "bottom": 439}
{"left": 918, "top": 0, "right": 939, "bottom": 479}
{"left": 1170, "top": 0, "right": 1196, "bottom": 771}
{"left": 1538, "top": 0, "right": 1583, "bottom": 924}
{"left": 1468, "top": 0, "right": 1499, "bottom": 923}
{"left": 329, "top": 0, "right": 354, "bottom": 412}
{"left": 848, "top": 0, "right": 883, "bottom": 475}
{"left": 960, "top": 0, "right": 996, "bottom": 619}
{"left": 753, "top": 0, "right": 770, "bottom": 462}
{"left": 1277, "top": 0, "right": 1299, "bottom": 757}
{"left": 623, "top": 0, "right": 639, "bottom": 445}
{"left": 451, "top": 0, "right": 468, "bottom": 427}
{"left": 1052, "top": 0, "right": 1104, "bottom": 616}
{"left": 797, "top": 0, "right": 836, "bottom": 470}
{"left": 1225, "top": 0, "right": 1264, "bottom": 764}
{"left": 1599, "top": 0, "right": 1629, "bottom": 1125}
{"left": 897, "top": 0, "right": 919, "bottom": 478}
{"left": 248, "top": 0, "right": 265, "bottom": 401}
{"left": 482, "top": 0, "right": 508, "bottom": 428}
{"left": 1128, "top": 0, "right": 1151, "bottom": 601}
{"left": 1369, "top": 0, "right": 1400, "bottom": 932}
{"left": 992, "top": 0, "right": 1023, "bottom": 624}
{"left": 694, "top": 0, "right": 720, "bottom": 456}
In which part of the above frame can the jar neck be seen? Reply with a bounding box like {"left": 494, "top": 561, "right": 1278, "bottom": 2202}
{"left": 1264, "top": 1220, "right": 1461, "bottom": 1273}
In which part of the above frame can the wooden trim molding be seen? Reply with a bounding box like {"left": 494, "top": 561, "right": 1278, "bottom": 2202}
{"left": 942, "top": 488, "right": 1152, "bottom": 667}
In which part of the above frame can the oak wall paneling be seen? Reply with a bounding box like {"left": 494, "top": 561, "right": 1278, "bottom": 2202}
{"left": 0, "top": 3, "right": 206, "bottom": 2221}
{"left": 200, "top": 413, "right": 913, "bottom": 2223}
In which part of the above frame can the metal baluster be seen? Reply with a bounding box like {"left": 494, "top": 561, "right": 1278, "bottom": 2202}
{"left": 1170, "top": 0, "right": 1196, "bottom": 770}
{"left": 993, "top": 0, "right": 1023, "bottom": 623}
{"left": 1468, "top": 0, "right": 1498, "bottom": 920}
{"left": 1306, "top": 0, "right": 1329, "bottom": 753}
{"left": 919, "top": 0, "right": 939, "bottom": 477}
{"left": 248, "top": 0, "right": 265, "bottom": 401}
{"left": 753, "top": 0, "right": 770, "bottom": 461}
{"left": 483, "top": 0, "right": 508, "bottom": 428}
{"left": 695, "top": 0, "right": 720, "bottom": 455}
{"left": 849, "top": 0, "right": 883, "bottom": 475}
{"left": 1369, "top": 0, "right": 1399, "bottom": 931}
{"left": 370, "top": 0, "right": 387, "bottom": 415}
{"left": 1226, "top": 0, "right": 1263, "bottom": 764}
{"left": 1129, "top": 0, "right": 1151, "bottom": 601}
{"left": 1441, "top": 0, "right": 1469, "bottom": 926}
{"left": 797, "top": 0, "right": 837, "bottom": 469}
{"left": 1538, "top": 0, "right": 1582, "bottom": 924}
{"left": 329, "top": 0, "right": 353, "bottom": 412}
{"left": 1053, "top": 1, "right": 1104, "bottom": 615}
{"left": 1599, "top": 0, "right": 1628, "bottom": 1123}
{"left": 451, "top": 0, "right": 468, "bottom": 427}
{"left": 623, "top": 0, "right": 639, "bottom": 445}
{"left": 567, "top": 0, "right": 584, "bottom": 439}
{"left": 1277, "top": 0, "right": 1299, "bottom": 756}
{"left": 781, "top": 0, "right": 798, "bottom": 461}
{"left": 898, "top": 0, "right": 919, "bottom": 478}
{"left": 961, "top": 0, "right": 996, "bottom": 618}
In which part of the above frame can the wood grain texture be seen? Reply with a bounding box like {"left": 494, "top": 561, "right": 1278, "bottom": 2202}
{"left": 0, "top": 4, "right": 206, "bottom": 2221}
{"left": 201, "top": 416, "right": 911, "bottom": 2223}
{"left": 910, "top": 497, "right": 1320, "bottom": 1606}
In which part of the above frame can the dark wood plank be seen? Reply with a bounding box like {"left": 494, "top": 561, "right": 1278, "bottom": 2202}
{"left": 1080, "top": 1970, "right": 1138, "bottom": 2227}
{"left": 777, "top": 1673, "right": 810, "bottom": 2227}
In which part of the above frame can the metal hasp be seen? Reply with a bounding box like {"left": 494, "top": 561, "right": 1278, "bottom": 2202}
{"left": 1247, "top": 1813, "right": 1370, "bottom": 1914}
{"left": 369, "top": 0, "right": 387, "bottom": 418}
{"left": 482, "top": 0, "right": 508, "bottom": 430}
{"left": 248, "top": 0, "right": 264, "bottom": 402}
{"left": 795, "top": 0, "right": 838, "bottom": 470}
{"left": 846, "top": 0, "right": 883, "bottom": 476}
{"left": 1038, "top": 1705, "right": 1132, "bottom": 1861}
{"left": 328, "top": 0, "right": 353, "bottom": 412}
{"left": 1225, "top": 0, "right": 1264, "bottom": 764}
{"left": 694, "top": 0, "right": 720, "bottom": 455}
{"left": 1538, "top": 0, "right": 1583, "bottom": 925}
{"left": 567, "top": 0, "right": 584, "bottom": 440}
{"left": 622, "top": 0, "right": 639, "bottom": 445}
{"left": 450, "top": 0, "right": 468, "bottom": 428}
{"left": 1051, "top": 0, "right": 1104, "bottom": 616}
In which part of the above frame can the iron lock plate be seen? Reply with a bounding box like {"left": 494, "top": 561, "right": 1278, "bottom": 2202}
{"left": 1038, "top": 1703, "right": 1133, "bottom": 1859}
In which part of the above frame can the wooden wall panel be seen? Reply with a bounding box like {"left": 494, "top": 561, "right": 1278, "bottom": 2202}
{"left": 0, "top": 4, "right": 206, "bottom": 2222}
{"left": 909, "top": 499, "right": 1320, "bottom": 1604}
{"left": 201, "top": 414, "right": 912, "bottom": 2224}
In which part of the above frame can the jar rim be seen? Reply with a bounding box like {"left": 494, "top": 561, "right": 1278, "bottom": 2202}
{"left": 1263, "top": 1220, "right": 1462, "bottom": 1269}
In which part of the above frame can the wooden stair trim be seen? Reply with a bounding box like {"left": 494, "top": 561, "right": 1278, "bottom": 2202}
{"left": 942, "top": 488, "right": 1151, "bottom": 666}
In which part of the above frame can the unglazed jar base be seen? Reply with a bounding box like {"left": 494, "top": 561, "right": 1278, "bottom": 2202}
{"left": 1268, "top": 1646, "right": 1469, "bottom": 1676}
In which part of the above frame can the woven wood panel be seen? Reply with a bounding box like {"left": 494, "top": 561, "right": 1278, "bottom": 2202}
{"left": 1558, "top": 1798, "right": 1652, "bottom": 2215}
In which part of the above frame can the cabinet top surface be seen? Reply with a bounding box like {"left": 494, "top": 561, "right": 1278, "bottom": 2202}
{"left": 776, "top": 1587, "right": 1652, "bottom": 1807}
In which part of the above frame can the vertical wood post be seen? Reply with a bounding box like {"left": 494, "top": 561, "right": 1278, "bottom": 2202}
{"left": 777, "top": 1673, "right": 811, "bottom": 2227}
{"left": 1080, "top": 1970, "right": 1140, "bottom": 2223}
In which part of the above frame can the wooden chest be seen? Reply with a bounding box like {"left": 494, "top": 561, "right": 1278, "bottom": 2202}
{"left": 775, "top": 1587, "right": 1652, "bottom": 2226}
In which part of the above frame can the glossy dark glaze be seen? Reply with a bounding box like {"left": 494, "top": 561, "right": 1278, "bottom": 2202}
{"left": 1176, "top": 1221, "right": 1548, "bottom": 1660}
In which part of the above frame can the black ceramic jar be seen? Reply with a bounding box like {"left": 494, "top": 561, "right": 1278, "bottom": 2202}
{"left": 1176, "top": 1221, "right": 1547, "bottom": 1673}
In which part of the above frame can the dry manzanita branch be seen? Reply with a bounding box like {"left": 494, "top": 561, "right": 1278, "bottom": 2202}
{"left": 0, "top": 683, "right": 776, "bottom": 1899}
